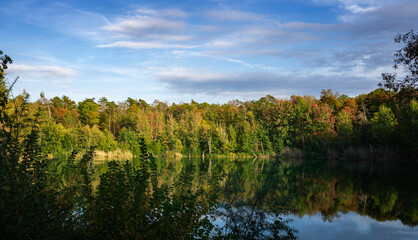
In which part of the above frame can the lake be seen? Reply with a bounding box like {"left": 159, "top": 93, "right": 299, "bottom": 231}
{"left": 94, "top": 156, "right": 418, "bottom": 239}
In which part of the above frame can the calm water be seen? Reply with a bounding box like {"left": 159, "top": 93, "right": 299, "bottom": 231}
{"left": 94, "top": 157, "right": 418, "bottom": 239}
{"left": 291, "top": 212, "right": 417, "bottom": 240}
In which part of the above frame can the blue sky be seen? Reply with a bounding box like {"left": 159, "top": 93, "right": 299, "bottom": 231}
{"left": 1, "top": 0, "right": 417, "bottom": 103}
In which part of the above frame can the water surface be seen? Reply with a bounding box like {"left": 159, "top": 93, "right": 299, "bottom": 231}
{"left": 94, "top": 157, "right": 418, "bottom": 239}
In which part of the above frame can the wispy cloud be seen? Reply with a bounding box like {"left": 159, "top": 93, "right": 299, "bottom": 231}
{"left": 99, "top": 8, "right": 195, "bottom": 50}
{"left": 8, "top": 64, "right": 77, "bottom": 82}
{"left": 102, "top": 15, "right": 186, "bottom": 39}
{"left": 205, "top": 9, "right": 265, "bottom": 22}
{"left": 100, "top": 1, "right": 415, "bottom": 98}
{"left": 136, "top": 8, "right": 188, "bottom": 18}
{"left": 97, "top": 41, "right": 196, "bottom": 49}
{"left": 97, "top": 1, "right": 416, "bottom": 55}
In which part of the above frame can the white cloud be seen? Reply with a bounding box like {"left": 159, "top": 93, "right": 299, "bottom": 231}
{"left": 97, "top": 41, "right": 196, "bottom": 49}
{"left": 345, "top": 4, "right": 378, "bottom": 13}
{"left": 312, "top": 0, "right": 392, "bottom": 21}
{"left": 8, "top": 64, "right": 77, "bottom": 82}
{"left": 206, "top": 40, "right": 240, "bottom": 48}
{"left": 101, "top": 8, "right": 190, "bottom": 41}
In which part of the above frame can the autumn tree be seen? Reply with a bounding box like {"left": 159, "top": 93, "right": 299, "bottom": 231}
{"left": 320, "top": 89, "right": 340, "bottom": 111}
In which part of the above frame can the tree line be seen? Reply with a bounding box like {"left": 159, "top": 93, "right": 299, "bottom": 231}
{"left": 8, "top": 86, "right": 416, "bottom": 161}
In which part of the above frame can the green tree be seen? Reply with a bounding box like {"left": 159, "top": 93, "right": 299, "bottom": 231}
{"left": 98, "top": 129, "right": 117, "bottom": 152}
{"left": 118, "top": 128, "right": 142, "bottom": 156}
{"left": 336, "top": 110, "right": 353, "bottom": 146}
{"left": 39, "top": 121, "right": 66, "bottom": 154}
{"left": 371, "top": 105, "right": 398, "bottom": 146}
{"left": 78, "top": 98, "right": 100, "bottom": 126}
{"left": 236, "top": 121, "right": 253, "bottom": 153}
{"left": 398, "top": 99, "right": 418, "bottom": 157}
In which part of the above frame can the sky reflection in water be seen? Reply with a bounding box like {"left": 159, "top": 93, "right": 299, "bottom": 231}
{"left": 290, "top": 211, "right": 418, "bottom": 240}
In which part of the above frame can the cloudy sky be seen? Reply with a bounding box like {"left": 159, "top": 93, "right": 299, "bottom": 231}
{"left": 1, "top": 0, "right": 417, "bottom": 103}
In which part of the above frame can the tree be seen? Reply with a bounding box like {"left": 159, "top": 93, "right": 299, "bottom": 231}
{"left": 0, "top": 50, "right": 12, "bottom": 80}
{"left": 336, "top": 110, "right": 353, "bottom": 146}
{"left": 78, "top": 98, "right": 100, "bottom": 126}
{"left": 371, "top": 105, "right": 398, "bottom": 146}
{"left": 320, "top": 89, "right": 340, "bottom": 111}
{"left": 380, "top": 30, "right": 418, "bottom": 92}
{"left": 39, "top": 121, "right": 66, "bottom": 154}
{"left": 1, "top": 51, "right": 78, "bottom": 239}
{"left": 40, "top": 91, "right": 51, "bottom": 118}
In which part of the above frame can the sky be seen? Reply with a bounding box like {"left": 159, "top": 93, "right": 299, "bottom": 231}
{"left": 1, "top": 0, "right": 417, "bottom": 103}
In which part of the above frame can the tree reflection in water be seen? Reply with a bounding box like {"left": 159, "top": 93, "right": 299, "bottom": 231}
{"left": 150, "top": 156, "right": 418, "bottom": 230}
{"left": 210, "top": 158, "right": 297, "bottom": 240}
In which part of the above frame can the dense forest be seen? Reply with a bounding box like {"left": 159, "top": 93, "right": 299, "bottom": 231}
{"left": 7, "top": 85, "right": 417, "bottom": 161}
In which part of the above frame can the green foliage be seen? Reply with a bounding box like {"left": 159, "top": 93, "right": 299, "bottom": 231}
{"left": 118, "top": 128, "right": 142, "bottom": 156}
{"left": 371, "top": 105, "right": 398, "bottom": 146}
{"left": 398, "top": 99, "right": 418, "bottom": 157}
{"left": 78, "top": 98, "right": 100, "bottom": 126}
{"left": 98, "top": 129, "right": 117, "bottom": 152}
{"left": 39, "top": 121, "right": 66, "bottom": 154}
{"left": 27, "top": 86, "right": 414, "bottom": 160}
{"left": 2, "top": 82, "right": 416, "bottom": 160}
{"left": 336, "top": 110, "right": 353, "bottom": 146}
{"left": 0, "top": 56, "right": 75, "bottom": 239}
{"left": 236, "top": 121, "right": 253, "bottom": 153}
{"left": 336, "top": 111, "right": 353, "bottom": 137}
